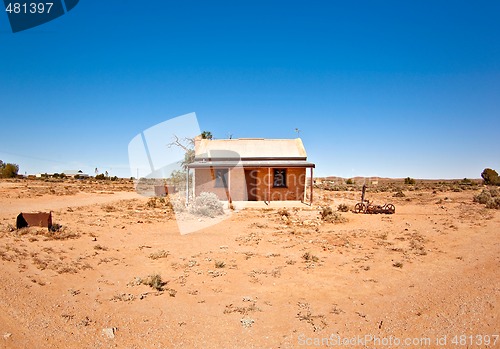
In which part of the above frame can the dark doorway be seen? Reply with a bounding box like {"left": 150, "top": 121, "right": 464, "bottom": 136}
{"left": 244, "top": 169, "right": 258, "bottom": 201}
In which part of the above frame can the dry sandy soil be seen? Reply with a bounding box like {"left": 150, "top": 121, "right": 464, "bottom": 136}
{"left": 0, "top": 178, "right": 498, "bottom": 349}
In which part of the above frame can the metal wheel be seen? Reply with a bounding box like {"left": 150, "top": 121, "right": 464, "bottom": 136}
{"left": 385, "top": 204, "right": 395, "bottom": 214}
{"left": 354, "top": 202, "right": 365, "bottom": 214}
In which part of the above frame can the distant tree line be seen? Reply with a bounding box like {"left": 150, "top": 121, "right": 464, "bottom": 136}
{"left": 0, "top": 160, "right": 19, "bottom": 178}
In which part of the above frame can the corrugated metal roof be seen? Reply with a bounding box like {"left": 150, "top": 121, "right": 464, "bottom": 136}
{"left": 188, "top": 160, "right": 315, "bottom": 169}
{"left": 194, "top": 138, "right": 307, "bottom": 160}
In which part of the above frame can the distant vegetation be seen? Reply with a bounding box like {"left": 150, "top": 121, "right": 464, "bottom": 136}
{"left": 0, "top": 160, "right": 19, "bottom": 178}
{"left": 95, "top": 174, "right": 118, "bottom": 181}
{"left": 404, "top": 177, "right": 416, "bottom": 185}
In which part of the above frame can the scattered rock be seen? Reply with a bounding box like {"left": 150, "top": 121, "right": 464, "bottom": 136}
{"left": 102, "top": 327, "right": 117, "bottom": 339}
{"left": 3, "top": 333, "right": 12, "bottom": 340}
{"left": 240, "top": 318, "right": 254, "bottom": 328}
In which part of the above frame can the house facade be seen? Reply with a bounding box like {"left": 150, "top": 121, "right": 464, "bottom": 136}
{"left": 187, "top": 138, "right": 315, "bottom": 203}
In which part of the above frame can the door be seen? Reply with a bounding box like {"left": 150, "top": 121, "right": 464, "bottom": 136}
{"left": 244, "top": 169, "right": 258, "bottom": 201}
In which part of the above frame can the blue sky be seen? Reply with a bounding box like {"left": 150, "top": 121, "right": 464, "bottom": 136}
{"left": 0, "top": 0, "right": 499, "bottom": 179}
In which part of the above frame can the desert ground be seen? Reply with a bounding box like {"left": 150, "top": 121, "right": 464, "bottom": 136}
{"left": 0, "top": 178, "right": 498, "bottom": 349}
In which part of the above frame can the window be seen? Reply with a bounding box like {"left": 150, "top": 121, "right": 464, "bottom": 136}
{"left": 273, "top": 169, "right": 287, "bottom": 188}
{"left": 215, "top": 169, "right": 228, "bottom": 188}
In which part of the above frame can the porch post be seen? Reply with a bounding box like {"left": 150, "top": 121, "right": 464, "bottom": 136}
{"left": 268, "top": 167, "right": 271, "bottom": 204}
{"left": 310, "top": 167, "right": 314, "bottom": 205}
{"left": 186, "top": 168, "right": 190, "bottom": 205}
{"left": 303, "top": 167, "right": 307, "bottom": 203}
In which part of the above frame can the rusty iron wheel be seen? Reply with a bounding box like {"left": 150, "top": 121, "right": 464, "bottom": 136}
{"left": 354, "top": 202, "right": 365, "bottom": 213}
{"left": 385, "top": 204, "right": 395, "bottom": 214}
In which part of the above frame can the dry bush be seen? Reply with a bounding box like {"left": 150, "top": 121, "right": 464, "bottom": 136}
{"left": 146, "top": 197, "right": 174, "bottom": 210}
{"left": 393, "top": 262, "right": 403, "bottom": 268}
{"left": 15, "top": 226, "right": 79, "bottom": 240}
{"left": 215, "top": 260, "right": 226, "bottom": 268}
{"left": 393, "top": 190, "right": 405, "bottom": 197}
{"left": 474, "top": 188, "right": 500, "bottom": 209}
{"left": 337, "top": 203, "right": 349, "bottom": 212}
{"left": 142, "top": 273, "right": 166, "bottom": 291}
{"left": 149, "top": 250, "right": 169, "bottom": 260}
{"left": 277, "top": 208, "right": 290, "bottom": 217}
{"left": 189, "top": 192, "right": 224, "bottom": 217}
{"left": 302, "top": 252, "right": 319, "bottom": 263}
{"left": 320, "top": 207, "right": 347, "bottom": 223}
{"left": 102, "top": 204, "right": 116, "bottom": 212}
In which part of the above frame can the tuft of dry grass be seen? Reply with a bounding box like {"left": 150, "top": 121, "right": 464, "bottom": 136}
{"left": 302, "top": 252, "right": 319, "bottom": 263}
{"left": 142, "top": 273, "right": 166, "bottom": 291}
{"left": 215, "top": 260, "right": 226, "bottom": 268}
{"left": 337, "top": 203, "right": 349, "bottom": 212}
{"left": 320, "top": 207, "right": 347, "bottom": 223}
{"left": 393, "top": 262, "right": 403, "bottom": 268}
{"left": 149, "top": 250, "right": 169, "bottom": 260}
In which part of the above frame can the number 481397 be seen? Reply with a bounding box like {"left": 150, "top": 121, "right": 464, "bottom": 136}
{"left": 5, "top": 2, "right": 53, "bottom": 14}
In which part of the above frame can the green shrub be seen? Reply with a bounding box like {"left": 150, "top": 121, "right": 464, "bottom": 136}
{"left": 0, "top": 161, "right": 19, "bottom": 178}
{"left": 346, "top": 178, "right": 354, "bottom": 185}
{"left": 481, "top": 168, "right": 499, "bottom": 185}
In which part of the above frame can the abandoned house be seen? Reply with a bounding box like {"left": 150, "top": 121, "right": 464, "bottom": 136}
{"left": 186, "top": 137, "right": 315, "bottom": 203}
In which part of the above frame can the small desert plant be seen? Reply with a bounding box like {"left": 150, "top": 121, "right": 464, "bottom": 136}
{"left": 302, "top": 252, "right": 319, "bottom": 263}
{"left": 143, "top": 273, "right": 165, "bottom": 291}
{"left": 393, "top": 190, "right": 405, "bottom": 197}
{"left": 346, "top": 178, "right": 354, "bottom": 185}
{"left": 320, "top": 207, "right": 347, "bottom": 223}
{"left": 146, "top": 197, "right": 173, "bottom": 209}
{"left": 214, "top": 260, "right": 226, "bottom": 268}
{"left": 337, "top": 203, "right": 349, "bottom": 212}
{"left": 149, "top": 250, "right": 169, "bottom": 260}
{"left": 277, "top": 208, "right": 290, "bottom": 217}
{"left": 393, "top": 262, "right": 403, "bottom": 268}
{"left": 171, "top": 195, "right": 187, "bottom": 212}
{"left": 189, "top": 192, "right": 224, "bottom": 217}
{"left": 404, "top": 177, "right": 416, "bottom": 185}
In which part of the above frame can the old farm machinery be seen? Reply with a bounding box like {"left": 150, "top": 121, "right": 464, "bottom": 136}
{"left": 354, "top": 185, "right": 395, "bottom": 214}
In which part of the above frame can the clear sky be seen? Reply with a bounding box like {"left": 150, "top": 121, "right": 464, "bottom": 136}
{"left": 1, "top": 1, "right": 499, "bottom": 179}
